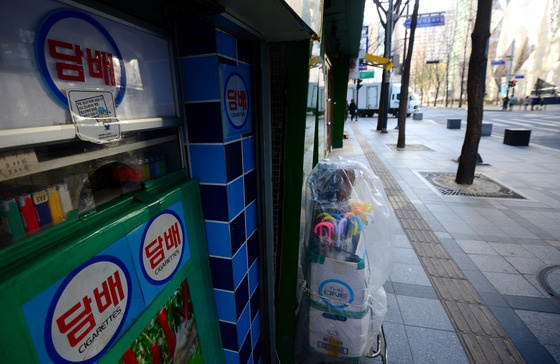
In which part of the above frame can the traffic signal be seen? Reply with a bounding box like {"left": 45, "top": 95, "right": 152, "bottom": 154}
{"left": 357, "top": 79, "right": 363, "bottom": 90}
{"left": 508, "top": 80, "right": 517, "bottom": 87}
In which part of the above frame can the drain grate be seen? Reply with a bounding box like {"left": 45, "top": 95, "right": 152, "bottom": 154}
{"left": 420, "top": 172, "right": 526, "bottom": 199}
{"left": 537, "top": 265, "right": 560, "bottom": 303}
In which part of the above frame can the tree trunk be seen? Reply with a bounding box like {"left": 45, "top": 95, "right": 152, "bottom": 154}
{"left": 458, "top": 61, "right": 466, "bottom": 108}
{"left": 377, "top": 70, "right": 388, "bottom": 130}
{"left": 397, "top": 0, "right": 419, "bottom": 148}
{"left": 372, "top": 0, "right": 406, "bottom": 131}
{"left": 456, "top": 0, "right": 492, "bottom": 185}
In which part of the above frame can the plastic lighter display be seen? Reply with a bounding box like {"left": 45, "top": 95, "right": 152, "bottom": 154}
{"left": 0, "top": 175, "right": 93, "bottom": 244}
{"left": 296, "top": 157, "right": 395, "bottom": 362}
{"left": 0, "top": 150, "right": 168, "bottom": 248}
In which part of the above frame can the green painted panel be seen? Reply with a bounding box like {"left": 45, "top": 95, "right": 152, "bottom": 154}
{"left": 333, "top": 56, "right": 351, "bottom": 149}
{"left": 277, "top": 40, "right": 310, "bottom": 363}
{"left": 0, "top": 171, "right": 223, "bottom": 363}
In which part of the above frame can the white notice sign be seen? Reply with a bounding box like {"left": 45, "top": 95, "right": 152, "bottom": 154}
{"left": 68, "top": 90, "right": 120, "bottom": 143}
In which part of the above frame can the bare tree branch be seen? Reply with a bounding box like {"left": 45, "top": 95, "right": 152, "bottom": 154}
{"left": 395, "top": 0, "right": 409, "bottom": 21}
{"left": 372, "top": 0, "right": 387, "bottom": 27}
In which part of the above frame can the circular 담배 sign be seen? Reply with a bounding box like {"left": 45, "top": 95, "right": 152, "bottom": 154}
{"left": 35, "top": 9, "right": 126, "bottom": 109}
{"left": 140, "top": 210, "right": 185, "bottom": 285}
{"left": 223, "top": 72, "right": 249, "bottom": 128}
{"left": 45, "top": 256, "right": 131, "bottom": 364}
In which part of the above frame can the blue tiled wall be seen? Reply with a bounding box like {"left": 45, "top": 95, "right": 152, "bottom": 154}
{"left": 179, "top": 23, "right": 261, "bottom": 364}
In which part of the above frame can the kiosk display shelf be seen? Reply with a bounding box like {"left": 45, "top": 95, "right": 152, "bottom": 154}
{"left": 0, "top": 171, "right": 224, "bottom": 363}
{"left": 0, "top": 128, "right": 181, "bottom": 249}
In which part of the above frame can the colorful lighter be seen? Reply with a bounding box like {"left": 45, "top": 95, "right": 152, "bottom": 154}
{"left": 1, "top": 197, "right": 26, "bottom": 240}
{"left": 56, "top": 183, "right": 73, "bottom": 215}
{"left": 17, "top": 194, "right": 39, "bottom": 234}
{"left": 47, "top": 187, "right": 65, "bottom": 225}
{"left": 32, "top": 190, "right": 52, "bottom": 227}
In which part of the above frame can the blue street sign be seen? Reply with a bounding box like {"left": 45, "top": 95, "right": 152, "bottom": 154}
{"left": 404, "top": 14, "right": 445, "bottom": 29}
{"left": 515, "top": 75, "right": 525, "bottom": 79}
{"left": 491, "top": 60, "right": 506, "bottom": 65}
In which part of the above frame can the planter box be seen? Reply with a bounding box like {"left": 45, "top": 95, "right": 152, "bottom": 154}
{"left": 504, "top": 128, "right": 531, "bottom": 146}
{"left": 447, "top": 119, "right": 461, "bottom": 129}
{"left": 481, "top": 123, "right": 493, "bottom": 136}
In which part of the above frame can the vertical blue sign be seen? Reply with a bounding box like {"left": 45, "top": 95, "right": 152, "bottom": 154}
{"left": 220, "top": 64, "right": 252, "bottom": 142}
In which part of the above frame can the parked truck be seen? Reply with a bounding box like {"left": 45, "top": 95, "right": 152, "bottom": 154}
{"left": 347, "top": 82, "right": 420, "bottom": 117}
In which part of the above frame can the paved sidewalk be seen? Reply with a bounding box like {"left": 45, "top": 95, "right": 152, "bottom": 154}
{"left": 331, "top": 108, "right": 560, "bottom": 363}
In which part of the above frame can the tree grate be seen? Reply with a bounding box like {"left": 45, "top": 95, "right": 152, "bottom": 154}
{"left": 420, "top": 172, "right": 527, "bottom": 199}
{"left": 386, "top": 143, "right": 433, "bottom": 151}
{"left": 537, "top": 265, "right": 560, "bottom": 303}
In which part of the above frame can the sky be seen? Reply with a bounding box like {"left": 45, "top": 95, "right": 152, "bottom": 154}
{"left": 364, "top": 0, "right": 451, "bottom": 23}
{"left": 416, "top": 0, "right": 452, "bottom": 13}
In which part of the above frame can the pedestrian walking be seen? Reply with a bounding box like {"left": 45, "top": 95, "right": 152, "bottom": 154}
{"left": 349, "top": 99, "right": 357, "bottom": 121}
{"left": 531, "top": 96, "right": 537, "bottom": 110}
{"left": 523, "top": 96, "right": 530, "bottom": 111}
{"left": 509, "top": 96, "right": 515, "bottom": 111}
{"left": 502, "top": 96, "right": 508, "bottom": 111}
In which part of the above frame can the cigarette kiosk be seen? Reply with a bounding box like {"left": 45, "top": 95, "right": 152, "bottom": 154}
{"left": 0, "top": 2, "right": 223, "bottom": 363}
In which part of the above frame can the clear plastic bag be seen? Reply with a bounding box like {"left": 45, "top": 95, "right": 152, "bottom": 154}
{"left": 295, "top": 157, "right": 395, "bottom": 362}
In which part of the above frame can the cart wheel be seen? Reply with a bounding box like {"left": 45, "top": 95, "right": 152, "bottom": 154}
{"left": 365, "top": 324, "right": 387, "bottom": 363}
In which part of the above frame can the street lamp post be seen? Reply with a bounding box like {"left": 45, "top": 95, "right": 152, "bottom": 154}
{"left": 507, "top": 40, "right": 515, "bottom": 99}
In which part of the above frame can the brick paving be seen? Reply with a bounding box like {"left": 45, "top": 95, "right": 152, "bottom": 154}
{"left": 353, "top": 124, "right": 526, "bottom": 363}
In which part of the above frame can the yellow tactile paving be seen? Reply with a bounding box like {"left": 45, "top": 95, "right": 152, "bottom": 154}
{"left": 352, "top": 124, "right": 526, "bottom": 363}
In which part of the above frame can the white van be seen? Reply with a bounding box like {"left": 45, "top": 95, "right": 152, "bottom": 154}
{"left": 347, "top": 82, "right": 421, "bottom": 117}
